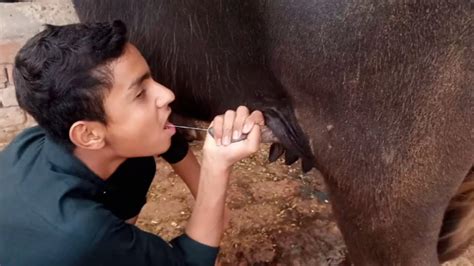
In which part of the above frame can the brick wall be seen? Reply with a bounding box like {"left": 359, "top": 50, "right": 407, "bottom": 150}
{"left": 0, "top": 1, "right": 78, "bottom": 149}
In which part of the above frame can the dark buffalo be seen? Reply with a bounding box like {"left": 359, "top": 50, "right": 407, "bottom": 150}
{"left": 74, "top": 1, "right": 473, "bottom": 265}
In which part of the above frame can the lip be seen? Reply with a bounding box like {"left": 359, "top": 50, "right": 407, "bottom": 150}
{"left": 164, "top": 121, "right": 174, "bottom": 129}
{"left": 164, "top": 121, "right": 176, "bottom": 135}
{"left": 163, "top": 111, "right": 176, "bottom": 135}
{"left": 162, "top": 109, "right": 172, "bottom": 128}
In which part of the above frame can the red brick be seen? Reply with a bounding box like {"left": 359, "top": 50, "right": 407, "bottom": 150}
{"left": 0, "top": 64, "right": 14, "bottom": 88}
{"left": 0, "top": 41, "right": 23, "bottom": 64}
{"left": 5, "top": 64, "right": 13, "bottom": 87}
{"left": 0, "top": 107, "right": 26, "bottom": 127}
{"left": 0, "top": 65, "right": 7, "bottom": 88}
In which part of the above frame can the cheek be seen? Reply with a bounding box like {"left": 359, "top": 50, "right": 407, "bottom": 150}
{"left": 123, "top": 108, "right": 156, "bottom": 130}
{"left": 104, "top": 98, "right": 167, "bottom": 155}
{"left": 108, "top": 114, "right": 153, "bottom": 143}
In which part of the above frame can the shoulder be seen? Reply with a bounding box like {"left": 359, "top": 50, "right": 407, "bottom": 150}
{"left": 0, "top": 126, "right": 45, "bottom": 160}
{"left": 0, "top": 126, "right": 46, "bottom": 179}
{"left": 4, "top": 126, "right": 45, "bottom": 150}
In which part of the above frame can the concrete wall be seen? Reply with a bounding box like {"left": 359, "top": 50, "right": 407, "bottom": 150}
{"left": 0, "top": 0, "right": 77, "bottom": 149}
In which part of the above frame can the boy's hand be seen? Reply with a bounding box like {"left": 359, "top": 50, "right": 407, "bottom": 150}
{"left": 203, "top": 106, "right": 264, "bottom": 170}
{"left": 186, "top": 106, "right": 263, "bottom": 246}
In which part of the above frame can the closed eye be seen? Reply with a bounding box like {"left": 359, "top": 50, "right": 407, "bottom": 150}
{"left": 136, "top": 88, "right": 146, "bottom": 99}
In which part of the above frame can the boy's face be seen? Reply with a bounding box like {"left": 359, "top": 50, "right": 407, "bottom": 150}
{"left": 102, "top": 43, "right": 176, "bottom": 157}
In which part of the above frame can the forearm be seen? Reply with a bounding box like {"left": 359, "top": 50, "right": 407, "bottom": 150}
{"left": 181, "top": 106, "right": 264, "bottom": 247}
{"left": 185, "top": 162, "right": 230, "bottom": 247}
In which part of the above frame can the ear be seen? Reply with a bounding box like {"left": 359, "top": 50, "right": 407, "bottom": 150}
{"left": 69, "top": 121, "right": 106, "bottom": 150}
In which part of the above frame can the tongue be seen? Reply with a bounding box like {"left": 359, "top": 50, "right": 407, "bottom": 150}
{"left": 164, "top": 122, "right": 174, "bottom": 129}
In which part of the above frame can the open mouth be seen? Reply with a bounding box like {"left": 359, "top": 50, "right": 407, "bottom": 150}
{"left": 164, "top": 121, "right": 175, "bottom": 129}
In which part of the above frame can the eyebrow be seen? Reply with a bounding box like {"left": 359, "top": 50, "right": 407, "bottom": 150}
{"left": 128, "top": 72, "right": 151, "bottom": 91}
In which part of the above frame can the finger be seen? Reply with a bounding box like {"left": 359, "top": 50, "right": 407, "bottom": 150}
{"left": 249, "top": 110, "right": 265, "bottom": 125}
{"left": 245, "top": 124, "right": 261, "bottom": 153}
{"left": 243, "top": 110, "right": 264, "bottom": 134}
{"left": 232, "top": 106, "right": 249, "bottom": 141}
{"left": 222, "top": 110, "right": 236, "bottom": 146}
{"left": 212, "top": 115, "right": 224, "bottom": 146}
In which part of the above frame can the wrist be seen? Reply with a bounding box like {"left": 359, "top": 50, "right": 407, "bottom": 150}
{"left": 197, "top": 160, "right": 231, "bottom": 199}
{"left": 201, "top": 156, "right": 232, "bottom": 175}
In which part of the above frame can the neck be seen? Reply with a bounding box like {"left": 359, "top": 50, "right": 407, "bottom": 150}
{"left": 73, "top": 147, "right": 125, "bottom": 181}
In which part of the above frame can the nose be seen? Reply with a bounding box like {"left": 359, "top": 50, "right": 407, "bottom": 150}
{"left": 153, "top": 81, "right": 175, "bottom": 108}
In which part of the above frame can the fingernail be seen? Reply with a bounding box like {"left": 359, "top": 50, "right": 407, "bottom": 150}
{"left": 223, "top": 136, "right": 230, "bottom": 146}
{"left": 233, "top": 130, "right": 240, "bottom": 140}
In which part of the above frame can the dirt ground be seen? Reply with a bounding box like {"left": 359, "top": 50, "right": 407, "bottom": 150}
{"left": 137, "top": 141, "right": 473, "bottom": 265}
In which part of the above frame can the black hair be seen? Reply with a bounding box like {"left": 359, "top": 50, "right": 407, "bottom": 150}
{"left": 13, "top": 20, "right": 128, "bottom": 150}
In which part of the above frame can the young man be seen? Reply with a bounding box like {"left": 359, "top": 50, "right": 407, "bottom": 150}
{"left": 0, "top": 21, "right": 264, "bottom": 265}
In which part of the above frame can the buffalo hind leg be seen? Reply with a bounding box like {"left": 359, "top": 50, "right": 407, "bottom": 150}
{"left": 325, "top": 166, "right": 470, "bottom": 265}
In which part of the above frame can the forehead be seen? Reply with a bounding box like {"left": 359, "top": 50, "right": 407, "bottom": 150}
{"left": 110, "top": 43, "right": 149, "bottom": 86}
{"left": 103, "top": 43, "right": 150, "bottom": 114}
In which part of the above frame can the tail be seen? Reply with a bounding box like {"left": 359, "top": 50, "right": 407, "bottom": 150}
{"left": 438, "top": 167, "right": 474, "bottom": 262}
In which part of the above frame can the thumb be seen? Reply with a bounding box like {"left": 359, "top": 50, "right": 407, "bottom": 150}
{"left": 245, "top": 124, "right": 261, "bottom": 152}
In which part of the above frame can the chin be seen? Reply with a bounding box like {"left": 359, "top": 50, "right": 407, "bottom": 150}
{"left": 155, "top": 140, "right": 172, "bottom": 155}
